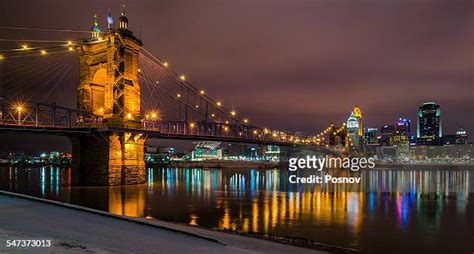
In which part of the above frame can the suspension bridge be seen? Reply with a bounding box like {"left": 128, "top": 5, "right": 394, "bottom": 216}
{"left": 0, "top": 7, "right": 334, "bottom": 185}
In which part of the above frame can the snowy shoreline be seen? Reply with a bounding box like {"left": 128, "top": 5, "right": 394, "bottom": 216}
{"left": 0, "top": 190, "right": 339, "bottom": 253}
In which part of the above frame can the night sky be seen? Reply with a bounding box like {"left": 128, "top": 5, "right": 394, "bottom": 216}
{"left": 0, "top": 0, "right": 472, "bottom": 152}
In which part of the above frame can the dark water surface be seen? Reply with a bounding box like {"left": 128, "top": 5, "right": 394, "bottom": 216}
{"left": 1, "top": 166, "right": 473, "bottom": 253}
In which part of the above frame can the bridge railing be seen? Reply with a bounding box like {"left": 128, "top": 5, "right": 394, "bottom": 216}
{"left": 142, "top": 120, "right": 303, "bottom": 143}
{"left": 0, "top": 98, "right": 305, "bottom": 144}
{"left": 0, "top": 98, "right": 102, "bottom": 129}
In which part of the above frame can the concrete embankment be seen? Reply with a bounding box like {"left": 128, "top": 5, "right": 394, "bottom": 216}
{"left": 0, "top": 190, "right": 326, "bottom": 254}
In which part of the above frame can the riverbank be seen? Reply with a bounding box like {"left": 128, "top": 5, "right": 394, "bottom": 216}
{"left": 0, "top": 191, "right": 328, "bottom": 254}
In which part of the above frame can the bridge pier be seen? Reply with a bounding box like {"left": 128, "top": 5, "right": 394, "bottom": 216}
{"left": 71, "top": 132, "right": 146, "bottom": 186}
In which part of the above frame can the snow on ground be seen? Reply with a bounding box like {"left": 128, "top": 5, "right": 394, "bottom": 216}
{"left": 0, "top": 194, "right": 324, "bottom": 254}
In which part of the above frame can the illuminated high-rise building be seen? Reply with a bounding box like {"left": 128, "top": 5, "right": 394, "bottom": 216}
{"left": 346, "top": 111, "right": 361, "bottom": 148}
{"left": 396, "top": 118, "right": 411, "bottom": 135}
{"left": 364, "top": 128, "right": 378, "bottom": 144}
{"left": 416, "top": 102, "right": 442, "bottom": 146}
{"left": 353, "top": 106, "right": 363, "bottom": 136}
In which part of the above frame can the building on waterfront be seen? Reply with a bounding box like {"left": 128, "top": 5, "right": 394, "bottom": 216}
{"left": 225, "top": 143, "right": 247, "bottom": 158}
{"left": 456, "top": 128, "right": 469, "bottom": 144}
{"left": 191, "top": 141, "right": 222, "bottom": 160}
{"left": 396, "top": 118, "right": 411, "bottom": 135}
{"left": 443, "top": 128, "right": 469, "bottom": 145}
{"left": 145, "top": 146, "right": 176, "bottom": 164}
{"left": 417, "top": 102, "right": 442, "bottom": 146}
{"left": 346, "top": 108, "right": 363, "bottom": 148}
{"left": 364, "top": 128, "right": 379, "bottom": 145}
{"left": 353, "top": 106, "right": 363, "bottom": 137}
{"left": 265, "top": 145, "right": 280, "bottom": 161}
{"left": 380, "top": 125, "right": 396, "bottom": 146}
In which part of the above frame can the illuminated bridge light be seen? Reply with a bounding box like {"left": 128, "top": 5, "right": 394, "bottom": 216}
{"left": 67, "top": 41, "right": 73, "bottom": 45}
{"left": 68, "top": 46, "right": 74, "bottom": 51}
{"left": 177, "top": 93, "right": 181, "bottom": 98}
{"left": 127, "top": 113, "right": 132, "bottom": 119}
{"left": 211, "top": 113, "right": 215, "bottom": 117}
{"left": 243, "top": 119, "right": 249, "bottom": 124}
{"left": 163, "top": 62, "right": 169, "bottom": 67}
{"left": 0, "top": 54, "right": 4, "bottom": 60}
{"left": 230, "top": 111, "right": 236, "bottom": 116}
{"left": 21, "top": 44, "right": 29, "bottom": 50}
{"left": 216, "top": 101, "right": 222, "bottom": 107}
{"left": 40, "top": 50, "right": 47, "bottom": 56}
{"left": 195, "top": 105, "right": 199, "bottom": 109}
{"left": 189, "top": 122, "right": 195, "bottom": 128}
{"left": 199, "top": 90, "right": 205, "bottom": 95}
{"left": 180, "top": 75, "right": 186, "bottom": 81}
{"left": 224, "top": 126, "right": 229, "bottom": 131}
{"left": 225, "top": 120, "right": 229, "bottom": 124}
{"left": 137, "top": 69, "right": 141, "bottom": 72}
{"left": 252, "top": 130, "right": 258, "bottom": 135}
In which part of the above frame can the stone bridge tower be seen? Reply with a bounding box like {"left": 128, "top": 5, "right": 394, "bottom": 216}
{"left": 72, "top": 7, "right": 146, "bottom": 186}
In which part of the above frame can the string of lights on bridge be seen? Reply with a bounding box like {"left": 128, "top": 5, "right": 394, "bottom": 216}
{"left": 0, "top": 26, "right": 338, "bottom": 145}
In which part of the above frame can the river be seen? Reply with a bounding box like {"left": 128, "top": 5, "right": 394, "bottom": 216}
{"left": 0, "top": 166, "right": 473, "bottom": 253}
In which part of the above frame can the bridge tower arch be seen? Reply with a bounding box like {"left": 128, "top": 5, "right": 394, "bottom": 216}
{"left": 72, "top": 10, "right": 146, "bottom": 186}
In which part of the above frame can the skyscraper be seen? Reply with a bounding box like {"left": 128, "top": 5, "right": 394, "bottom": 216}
{"left": 416, "top": 102, "right": 442, "bottom": 146}
{"left": 396, "top": 118, "right": 411, "bottom": 135}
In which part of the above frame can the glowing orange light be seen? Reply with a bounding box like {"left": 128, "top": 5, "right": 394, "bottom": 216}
{"left": 189, "top": 122, "right": 195, "bottom": 128}
{"left": 127, "top": 113, "right": 132, "bottom": 119}
{"left": 180, "top": 75, "right": 186, "bottom": 81}
{"left": 216, "top": 101, "right": 222, "bottom": 107}
{"left": 163, "top": 62, "right": 169, "bottom": 67}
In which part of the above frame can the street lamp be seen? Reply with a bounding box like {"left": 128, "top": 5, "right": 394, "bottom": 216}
{"left": 16, "top": 105, "right": 24, "bottom": 125}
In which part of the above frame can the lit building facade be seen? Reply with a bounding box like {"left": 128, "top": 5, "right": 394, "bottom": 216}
{"left": 380, "top": 125, "right": 396, "bottom": 146}
{"left": 364, "top": 128, "right": 379, "bottom": 145}
{"left": 347, "top": 110, "right": 361, "bottom": 148}
{"left": 417, "top": 102, "right": 442, "bottom": 146}
{"left": 191, "top": 141, "right": 222, "bottom": 160}
{"left": 456, "top": 128, "right": 468, "bottom": 144}
{"left": 396, "top": 118, "right": 411, "bottom": 135}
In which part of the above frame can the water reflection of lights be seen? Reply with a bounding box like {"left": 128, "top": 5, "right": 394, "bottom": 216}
{"left": 0, "top": 166, "right": 471, "bottom": 250}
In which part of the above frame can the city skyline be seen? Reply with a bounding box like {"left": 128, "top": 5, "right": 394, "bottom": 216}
{"left": 0, "top": 0, "right": 472, "bottom": 152}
